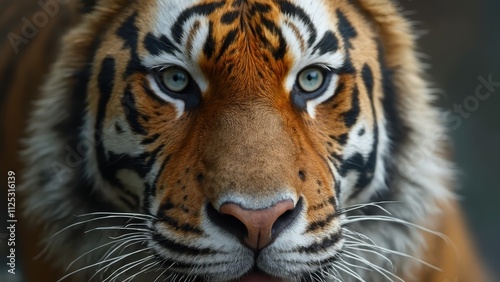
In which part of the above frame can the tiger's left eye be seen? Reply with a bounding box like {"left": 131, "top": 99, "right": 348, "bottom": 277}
{"left": 297, "top": 67, "right": 325, "bottom": 93}
{"left": 160, "top": 67, "right": 189, "bottom": 93}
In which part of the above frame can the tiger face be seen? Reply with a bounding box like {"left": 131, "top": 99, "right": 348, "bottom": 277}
{"left": 21, "top": 0, "right": 452, "bottom": 281}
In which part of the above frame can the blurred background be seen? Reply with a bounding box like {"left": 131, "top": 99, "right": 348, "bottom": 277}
{"left": 398, "top": 0, "right": 500, "bottom": 278}
{"left": 1, "top": 0, "right": 499, "bottom": 281}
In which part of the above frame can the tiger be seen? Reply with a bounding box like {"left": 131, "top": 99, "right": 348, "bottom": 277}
{"left": 0, "top": 0, "right": 490, "bottom": 281}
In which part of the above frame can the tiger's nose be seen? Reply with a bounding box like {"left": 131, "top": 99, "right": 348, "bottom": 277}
{"left": 218, "top": 200, "right": 296, "bottom": 250}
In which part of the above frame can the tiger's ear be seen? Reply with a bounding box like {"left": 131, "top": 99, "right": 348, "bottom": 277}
{"left": 80, "top": 0, "right": 97, "bottom": 13}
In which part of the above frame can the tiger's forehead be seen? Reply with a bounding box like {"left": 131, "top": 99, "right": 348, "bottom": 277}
{"left": 139, "top": 0, "right": 346, "bottom": 91}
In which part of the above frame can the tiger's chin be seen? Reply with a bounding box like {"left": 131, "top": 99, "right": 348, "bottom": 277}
{"left": 236, "top": 270, "right": 287, "bottom": 282}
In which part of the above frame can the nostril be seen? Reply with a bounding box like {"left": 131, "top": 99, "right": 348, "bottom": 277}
{"left": 271, "top": 198, "right": 303, "bottom": 237}
{"left": 206, "top": 203, "right": 248, "bottom": 239}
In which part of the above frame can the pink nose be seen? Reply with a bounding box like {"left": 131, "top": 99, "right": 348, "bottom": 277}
{"left": 219, "top": 200, "right": 295, "bottom": 250}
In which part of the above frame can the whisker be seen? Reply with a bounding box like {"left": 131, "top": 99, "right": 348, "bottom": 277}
{"left": 66, "top": 234, "right": 147, "bottom": 271}
{"left": 103, "top": 255, "right": 154, "bottom": 282}
{"left": 344, "top": 244, "right": 394, "bottom": 268}
{"left": 57, "top": 247, "right": 151, "bottom": 282}
{"left": 153, "top": 267, "right": 169, "bottom": 282}
{"left": 337, "top": 255, "right": 373, "bottom": 272}
{"left": 347, "top": 242, "right": 441, "bottom": 271}
{"left": 343, "top": 230, "right": 378, "bottom": 246}
{"left": 335, "top": 201, "right": 399, "bottom": 216}
{"left": 334, "top": 261, "right": 366, "bottom": 282}
{"left": 341, "top": 251, "right": 404, "bottom": 282}
{"left": 319, "top": 267, "right": 342, "bottom": 282}
{"left": 77, "top": 212, "right": 155, "bottom": 219}
{"left": 123, "top": 261, "right": 160, "bottom": 282}
{"left": 50, "top": 214, "right": 149, "bottom": 240}
{"left": 85, "top": 226, "right": 152, "bottom": 234}
{"left": 342, "top": 215, "right": 451, "bottom": 244}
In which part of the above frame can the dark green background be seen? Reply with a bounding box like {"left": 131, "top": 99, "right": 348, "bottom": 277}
{"left": 400, "top": 0, "right": 500, "bottom": 278}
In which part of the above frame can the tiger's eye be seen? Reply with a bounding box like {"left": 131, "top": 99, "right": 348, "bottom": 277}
{"left": 297, "top": 67, "right": 324, "bottom": 93}
{"left": 161, "top": 67, "right": 189, "bottom": 92}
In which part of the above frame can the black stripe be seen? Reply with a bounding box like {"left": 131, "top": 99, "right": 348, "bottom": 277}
{"left": 362, "top": 64, "right": 374, "bottom": 98}
{"left": 171, "top": 1, "right": 225, "bottom": 44}
{"left": 143, "top": 154, "right": 172, "bottom": 211}
{"left": 250, "top": 2, "right": 272, "bottom": 14}
{"left": 313, "top": 31, "right": 339, "bottom": 55}
{"left": 336, "top": 9, "right": 357, "bottom": 50}
{"left": 306, "top": 212, "right": 336, "bottom": 233}
{"left": 260, "top": 17, "right": 287, "bottom": 60}
{"left": 329, "top": 133, "right": 348, "bottom": 145}
{"left": 143, "top": 33, "right": 181, "bottom": 56}
{"left": 296, "top": 232, "right": 341, "bottom": 254}
{"left": 338, "top": 52, "right": 356, "bottom": 74}
{"left": 380, "top": 52, "right": 408, "bottom": 154}
{"left": 156, "top": 214, "right": 203, "bottom": 235}
{"left": 152, "top": 232, "right": 212, "bottom": 255}
{"left": 338, "top": 152, "right": 364, "bottom": 177}
{"left": 203, "top": 21, "right": 216, "bottom": 59}
{"left": 215, "top": 28, "right": 239, "bottom": 61}
{"left": 116, "top": 13, "right": 143, "bottom": 76}
{"left": 122, "top": 87, "right": 147, "bottom": 135}
{"left": 277, "top": 0, "right": 317, "bottom": 47}
{"left": 157, "top": 200, "right": 175, "bottom": 216}
{"left": 141, "top": 133, "right": 160, "bottom": 145}
{"left": 95, "top": 57, "right": 116, "bottom": 137}
{"left": 348, "top": 64, "right": 379, "bottom": 199}
{"left": 330, "top": 152, "right": 343, "bottom": 163}
{"left": 341, "top": 85, "right": 360, "bottom": 127}
{"left": 221, "top": 11, "right": 239, "bottom": 24}
{"left": 306, "top": 198, "right": 337, "bottom": 233}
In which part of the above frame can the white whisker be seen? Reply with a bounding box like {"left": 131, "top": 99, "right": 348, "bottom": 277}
{"left": 343, "top": 215, "right": 449, "bottom": 242}
{"left": 334, "top": 261, "right": 366, "bottom": 282}
{"left": 337, "top": 201, "right": 399, "bottom": 216}
{"left": 103, "top": 255, "right": 154, "bottom": 282}
{"left": 342, "top": 251, "right": 404, "bottom": 282}
{"left": 344, "top": 245, "right": 394, "bottom": 268}
{"left": 66, "top": 234, "right": 147, "bottom": 271}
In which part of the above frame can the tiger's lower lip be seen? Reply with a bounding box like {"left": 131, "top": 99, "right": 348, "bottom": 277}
{"left": 236, "top": 271, "right": 286, "bottom": 282}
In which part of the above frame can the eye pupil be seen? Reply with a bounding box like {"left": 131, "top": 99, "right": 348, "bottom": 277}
{"left": 307, "top": 72, "right": 317, "bottom": 81}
